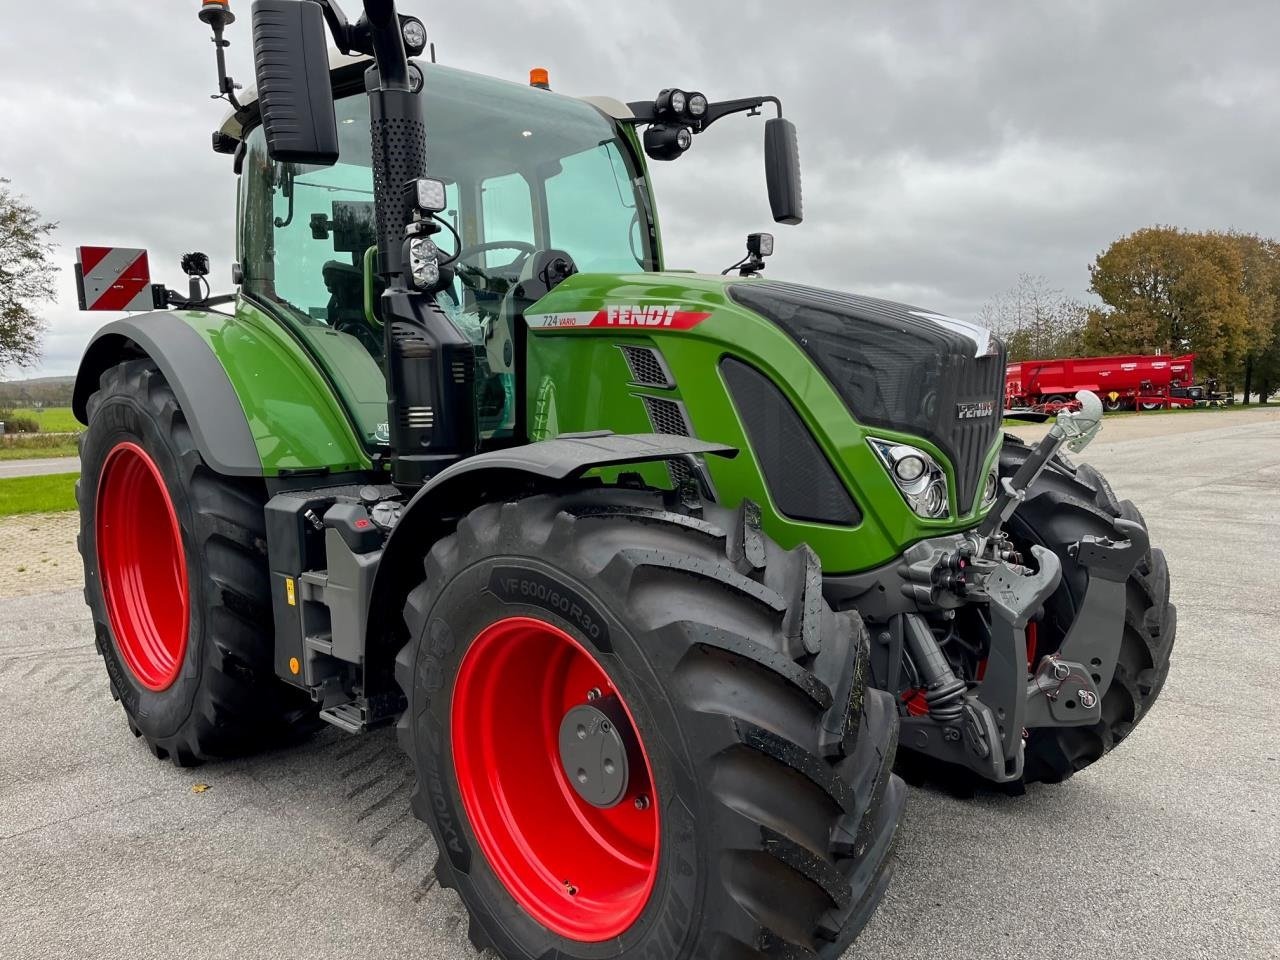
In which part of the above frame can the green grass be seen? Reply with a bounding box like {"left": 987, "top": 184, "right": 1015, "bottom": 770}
{"left": 2, "top": 406, "right": 81, "bottom": 433}
{"left": 0, "top": 473, "right": 79, "bottom": 517}
{"left": 0, "top": 434, "right": 79, "bottom": 460}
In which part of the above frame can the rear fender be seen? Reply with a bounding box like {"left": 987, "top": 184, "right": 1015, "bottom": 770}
{"left": 73, "top": 305, "right": 372, "bottom": 478}
{"left": 73, "top": 313, "right": 262, "bottom": 476}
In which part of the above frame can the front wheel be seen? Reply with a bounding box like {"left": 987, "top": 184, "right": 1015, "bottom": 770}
{"left": 395, "top": 489, "right": 904, "bottom": 959}
{"left": 1000, "top": 436, "right": 1176, "bottom": 784}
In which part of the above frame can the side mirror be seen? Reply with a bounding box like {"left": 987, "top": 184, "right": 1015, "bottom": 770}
{"left": 764, "top": 117, "right": 803, "bottom": 225}
{"left": 251, "top": 0, "right": 339, "bottom": 166}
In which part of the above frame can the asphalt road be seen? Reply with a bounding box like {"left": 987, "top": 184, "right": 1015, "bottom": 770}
{"left": 2, "top": 411, "right": 1278, "bottom": 960}
{"left": 0, "top": 456, "right": 80, "bottom": 479}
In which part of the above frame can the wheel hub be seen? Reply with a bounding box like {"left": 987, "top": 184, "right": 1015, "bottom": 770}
{"left": 96, "top": 441, "right": 189, "bottom": 692}
{"left": 558, "top": 698, "right": 634, "bottom": 808}
{"left": 450, "top": 616, "right": 660, "bottom": 942}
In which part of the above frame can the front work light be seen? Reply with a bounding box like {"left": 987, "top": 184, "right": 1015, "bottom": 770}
{"left": 644, "top": 123, "right": 694, "bottom": 161}
{"left": 401, "top": 18, "right": 428, "bottom": 55}
{"left": 688, "top": 92, "right": 708, "bottom": 117}
{"left": 413, "top": 177, "right": 448, "bottom": 214}
{"left": 747, "top": 232, "right": 774, "bottom": 258}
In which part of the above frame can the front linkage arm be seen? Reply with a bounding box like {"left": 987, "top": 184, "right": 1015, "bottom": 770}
{"left": 897, "top": 391, "right": 1148, "bottom": 782}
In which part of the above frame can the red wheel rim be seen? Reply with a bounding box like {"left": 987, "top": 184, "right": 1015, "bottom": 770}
{"left": 96, "top": 442, "right": 190, "bottom": 692}
{"left": 451, "top": 616, "right": 660, "bottom": 941}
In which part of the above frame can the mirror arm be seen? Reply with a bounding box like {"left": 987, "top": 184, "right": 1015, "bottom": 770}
{"left": 700, "top": 95, "right": 782, "bottom": 130}
{"left": 362, "top": 0, "right": 411, "bottom": 90}
{"left": 622, "top": 95, "right": 783, "bottom": 131}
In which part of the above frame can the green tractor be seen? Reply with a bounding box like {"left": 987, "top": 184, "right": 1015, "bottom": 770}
{"left": 72, "top": 1, "right": 1175, "bottom": 956}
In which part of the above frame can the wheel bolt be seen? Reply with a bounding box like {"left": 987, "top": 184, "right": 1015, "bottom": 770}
{"left": 586, "top": 687, "right": 601, "bottom": 702}
{"left": 634, "top": 795, "right": 649, "bottom": 811}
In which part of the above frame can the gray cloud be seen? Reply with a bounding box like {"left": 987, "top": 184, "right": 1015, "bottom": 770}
{"left": 1, "top": 0, "right": 1275, "bottom": 377}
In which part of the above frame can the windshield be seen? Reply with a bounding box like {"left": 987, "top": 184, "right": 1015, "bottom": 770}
{"left": 239, "top": 64, "right": 658, "bottom": 445}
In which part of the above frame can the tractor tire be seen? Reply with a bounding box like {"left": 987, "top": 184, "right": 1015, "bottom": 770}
{"left": 395, "top": 488, "right": 904, "bottom": 959}
{"left": 1000, "top": 435, "right": 1176, "bottom": 785}
{"left": 77, "top": 359, "right": 316, "bottom": 765}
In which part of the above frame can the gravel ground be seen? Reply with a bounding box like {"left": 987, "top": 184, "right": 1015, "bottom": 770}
{"left": 2, "top": 407, "right": 1278, "bottom": 960}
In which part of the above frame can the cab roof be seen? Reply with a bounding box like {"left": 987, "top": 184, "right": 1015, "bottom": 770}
{"left": 218, "top": 50, "right": 633, "bottom": 146}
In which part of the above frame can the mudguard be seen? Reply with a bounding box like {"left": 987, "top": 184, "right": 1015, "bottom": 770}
{"left": 73, "top": 313, "right": 262, "bottom": 476}
{"left": 73, "top": 305, "right": 373, "bottom": 478}
{"left": 365, "top": 433, "right": 737, "bottom": 655}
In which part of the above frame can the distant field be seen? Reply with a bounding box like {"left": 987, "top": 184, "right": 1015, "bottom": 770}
{"left": 0, "top": 472, "right": 78, "bottom": 517}
{"left": 2, "top": 407, "right": 81, "bottom": 434}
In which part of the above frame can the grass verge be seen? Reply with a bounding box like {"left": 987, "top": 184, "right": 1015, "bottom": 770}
{"left": 0, "top": 473, "right": 79, "bottom": 517}
{"left": 0, "top": 435, "right": 80, "bottom": 460}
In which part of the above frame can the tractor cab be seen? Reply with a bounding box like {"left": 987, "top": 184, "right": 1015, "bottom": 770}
{"left": 228, "top": 58, "right": 662, "bottom": 445}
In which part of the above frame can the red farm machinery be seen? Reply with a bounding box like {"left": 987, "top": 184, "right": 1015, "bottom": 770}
{"left": 1005, "top": 353, "right": 1217, "bottom": 413}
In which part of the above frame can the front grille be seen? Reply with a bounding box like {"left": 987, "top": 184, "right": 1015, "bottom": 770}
{"left": 729, "top": 281, "right": 1006, "bottom": 511}
{"left": 619, "top": 345, "right": 674, "bottom": 388}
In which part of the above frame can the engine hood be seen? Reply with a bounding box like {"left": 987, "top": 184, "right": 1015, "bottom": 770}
{"left": 725, "top": 280, "right": 1006, "bottom": 511}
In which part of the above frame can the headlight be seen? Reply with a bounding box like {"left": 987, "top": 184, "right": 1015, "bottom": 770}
{"left": 981, "top": 468, "right": 999, "bottom": 509}
{"left": 670, "top": 90, "right": 687, "bottom": 114}
{"left": 409, "top": 237, "right": 440, "bottom": 289}
{"left": 869, "top": 439, "right": 950, "bottom": 519}
{"left": 688, "top": 92, "right": 708, "bottom": 117}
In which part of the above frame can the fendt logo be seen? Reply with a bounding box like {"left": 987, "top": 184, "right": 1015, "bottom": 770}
{"left": 956, "top": 400, "right": 996, "bottom": 420}
{"left": 526, "top": 305, "right": 711, "bottom": 331}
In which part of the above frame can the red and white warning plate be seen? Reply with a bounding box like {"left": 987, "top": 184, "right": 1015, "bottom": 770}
{"left": 525, "top": 304, "right": 711, "bottom": 331}
{"left": 76, "top": 247, "right": 154, "bottom": 312}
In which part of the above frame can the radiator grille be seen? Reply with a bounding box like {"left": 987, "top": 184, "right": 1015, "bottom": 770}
{"left": 640, "top": 396, "right": 692, "bottom": 437}
{"left": 619, "top": 345, "right": 674, "bottom": 388}
{"left": 638, "top": 395, "right": 696, "bottom": 489}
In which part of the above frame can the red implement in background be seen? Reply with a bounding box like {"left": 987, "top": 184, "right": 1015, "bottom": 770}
{"left": 1006, "top": 353, "right": 1197, "bottom": 412}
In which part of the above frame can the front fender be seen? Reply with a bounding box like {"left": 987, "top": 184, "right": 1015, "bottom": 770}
{"left": 364, "top": 433, "right": 737, "bottom": 662}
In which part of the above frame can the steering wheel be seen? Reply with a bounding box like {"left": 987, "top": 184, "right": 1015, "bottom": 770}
{"left": 455, "top": 240, "right": 536, "bottom": 294}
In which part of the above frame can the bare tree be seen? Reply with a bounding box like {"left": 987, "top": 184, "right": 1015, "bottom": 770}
{"left": 0, "top": 178, "right": 58, "bottom": 372}
{"left": 979, "top": 273, "right": 1087, "bottom": 361}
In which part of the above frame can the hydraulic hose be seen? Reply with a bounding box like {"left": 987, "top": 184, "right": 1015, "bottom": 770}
{"left": 902, "top": 614, "right": 966, "bottom": 723}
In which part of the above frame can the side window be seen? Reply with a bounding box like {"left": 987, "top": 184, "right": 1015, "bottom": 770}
{"left": 480, "top": 172, "right": 535, "bottom": 267}
{"left": 546, "top": 143, "right": 646, "bottom": 273}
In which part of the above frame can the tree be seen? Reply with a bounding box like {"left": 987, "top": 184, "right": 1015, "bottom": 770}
{"left": 1085, "top": 226, "right": 1249, "bottom": 380}
{"left": 0, "top": 179, "right": 58, "bottom": 372}
{"left": 978, "top": 273, "right": 1087, "bottom": 361}
{"left": 1229, "top": 233, "right": 1280, "bottom": 403}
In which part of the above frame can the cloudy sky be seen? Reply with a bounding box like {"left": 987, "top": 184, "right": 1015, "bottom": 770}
{"left": 1, "top": 0, "right": 1276, "bottom": 378}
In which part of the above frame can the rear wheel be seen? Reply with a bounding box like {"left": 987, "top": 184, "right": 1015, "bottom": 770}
{"left": 395, "top": 489, "right": 904, "bottom": 959}
{"left": 78, "top": 359, "right": 316, "bottom": 764}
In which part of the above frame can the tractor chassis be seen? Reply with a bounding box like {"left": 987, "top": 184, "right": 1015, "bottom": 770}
{"left": 260, "top": 433, "right": 738, "bottom": 734}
